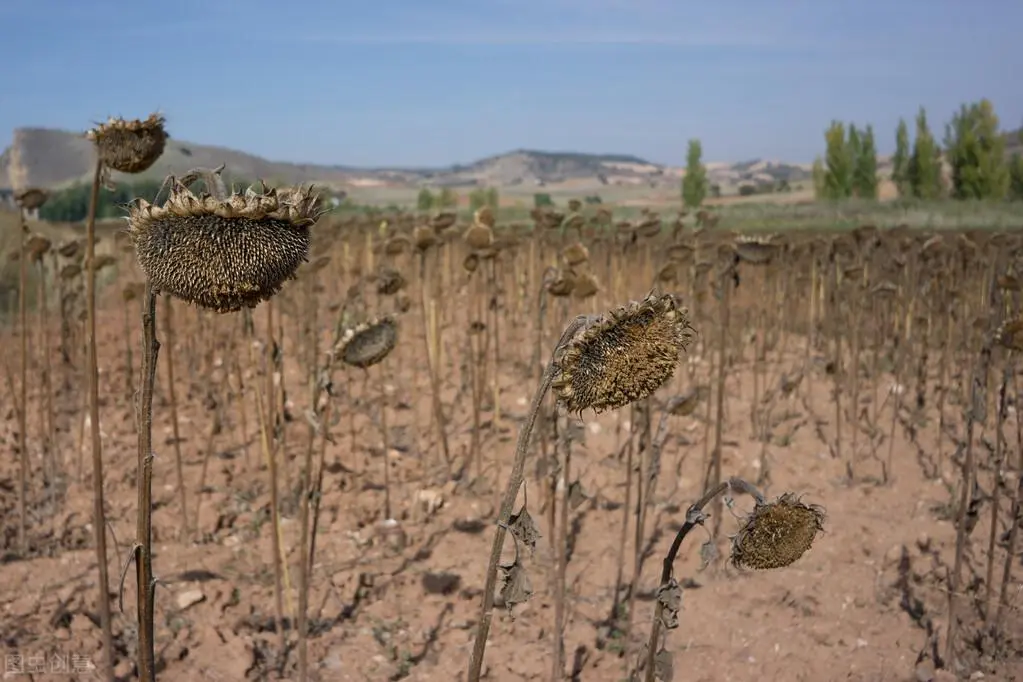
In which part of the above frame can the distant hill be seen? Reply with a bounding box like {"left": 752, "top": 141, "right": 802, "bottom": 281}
{"left": 0, "top": 126, "right": 812, "bottom": 197}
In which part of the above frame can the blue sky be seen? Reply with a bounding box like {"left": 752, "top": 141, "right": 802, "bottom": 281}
{"left": 1, "top": 0, "right": 1020, "bottom": 167}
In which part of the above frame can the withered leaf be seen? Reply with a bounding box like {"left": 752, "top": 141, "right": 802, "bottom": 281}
{"left": 654, "top": 649, "right": 674, "bottom": 682}
{"left": 507, "top": 506, "right": 540, "bottom": 555}
{"left": 568, "top": 480, "right": 587, "bottom": 510}
{"left": 699, "top": 538, "right": 719, "bottom": 571}
{"left": 656, "top": 578, "right": 682, "bottom": 630}
{"left": 499, "top": 560, "right": 533, "bottom": 613}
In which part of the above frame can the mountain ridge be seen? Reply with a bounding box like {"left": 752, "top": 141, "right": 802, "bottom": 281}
{"left": 0, "top": 126, "right": 813, "bottom": 195}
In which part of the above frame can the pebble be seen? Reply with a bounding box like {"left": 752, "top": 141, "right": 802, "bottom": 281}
{"left": 175, "top": 589, "right": 205, "bottom": 610}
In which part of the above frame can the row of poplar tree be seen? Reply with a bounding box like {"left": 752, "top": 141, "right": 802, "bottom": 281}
{"left": 813, "top": 98, "right": 1023, "bottom": 201}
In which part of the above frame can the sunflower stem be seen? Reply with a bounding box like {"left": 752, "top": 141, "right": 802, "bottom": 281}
{"left": 467, "top": 315, "right": 588, "bottom": 682}
{"left": 84, "top": 157, "right": 116, "bottom": 682}
{"left": 641, "top": 477, "right": 763, "bottom": 682}
{"left": 135, "top": 284, "right": 160, "bottom": 682}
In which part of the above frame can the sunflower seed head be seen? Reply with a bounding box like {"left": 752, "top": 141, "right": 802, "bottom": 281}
{"left": 413, "top": 225, "right": 437, "bottom": 251}
{"left": 58, "top": 241, "right": 81, "bottom": 259}
{"left": 994, "top": 316, "right": 1023, "bottom": 352}
{"left": 26, "top": 235, "right": 51, "bottom": 261}
{"left": 464, "top": 223, "right": 494, "bottom": 250}
{"left": 474, "top": 206, "right": 496, "bottom": 228}
{"left": 376, "top": 267, "right": 406, "bottom": 295}
{"left": 336, "top": 316, "right": 398, "bottom": 369}
{"left": 545, "top": 269, "right": 575, "bottom": 297}
{"left": 85, "top": 112, "right": 168, "bottom": 174}
{"left": 561, "top": 242, "right": 589, "bottom": 267}
{"left": 731, "top": 493, "right": 824, "bottom": 570}
{"left": 126, "top": 173, "right": 324, "bottom": 313}
{"left": 14, "top": 188, "right": 49, "bottom": 211}
{"left": 571, "top": 270, "right": 599, "bottom": 299}
{"left": 552, "top": 293, "right": 695, "bottom": 415}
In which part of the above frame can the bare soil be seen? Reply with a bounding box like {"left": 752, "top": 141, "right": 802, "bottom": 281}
{"left": 1, "top": 275, "right": 1021, "bottom": 682}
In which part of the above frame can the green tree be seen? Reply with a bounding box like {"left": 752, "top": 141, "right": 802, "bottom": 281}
{"left": 847, "top": 124, "right": 862, "bottom": 173}
{"left": 681, "top": 138, "right": 708, "bottom": 208}
{"left": 1009, "top": 154, "right": 1023, "bottom": 201}
{"left": 823, "top": 121, "right": 852, "bottom": 199}
{"left": 944, "top": 98, "right": 1009, "bottom": 200}
{"left": 468, "top": 187, "right": 488, "bottom": 211}
{"left": 907, "top": 107, "right": 943, "bottom": 199}
{"left": 811, "top": 156, "right": 826, "bottom": 199}
{"left": 853, "top": 124, "right": 879, "bottom": 200}
{"left": 436, "top": 187, "right": 458, "bottom": 209}
{"left": 416, "top": 187, "right": 435, "bottom": 210}
{"left": 533, "top": 192, "right": 554, "bottom": 207}
{"left": 891, "top": 118, "right": 911, "bottom": 198}
{"left": 39, "top": 177, "right": 166, "bottom": 222}
{"left": 485, "top": 187, "right": 499, "bottom": 210}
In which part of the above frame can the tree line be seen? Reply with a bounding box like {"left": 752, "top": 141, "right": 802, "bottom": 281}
{"left": 36, "top": 173, "right": 278, "bottom": 223}
{"left": 815, "top": 99, "right": 1023, "bottom": 201}
{"left": 678, "top": 98, "right": 1023, "bottom": 208}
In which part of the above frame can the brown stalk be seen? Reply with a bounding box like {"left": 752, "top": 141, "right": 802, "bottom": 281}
{"left": 608, "top": 405, "right": 634, "bottom": 648}
{"left": 122, "top": 288, "right": 136, "bottom": 395}
{"left": 993, "top": 365, "right": 1023, "bottom": 631}
{"left": 467, "top": 316, "right": 588, "bottom": 682}
{"left": 550, "top": 409, "right": 573, "bottom": 682}
{"left": 134, "top": 284, "right": 160, "bottom": 681}
{"left": 16, "top": 206, "right": 29, "bottom": 557}
{"left": 264, "top": 301, "right": 288, "bottom": 664}
{"left": 83, "top": 157, "right": 116, "bottom": 680}
{"left": 297, "top": 278, "right": 325, "bottom": 682}
{"left": 707, "top": 260, "right": 730, "bottom": 540}
{"left": 418, "top": 249, "right": 451, "bottom": 471}
{"left": 163, "top": 297, "right": 189, "bottom": 537}
{"left": 489, "top": 254, "right": 503, "bottom": 432}
{"left": 35, "top": 253, "right": 57, "bottom": 545}
{"left": 945, "top": 340, "right": 991, "bottom": 666}
{"left": 624, "top": 399, "right": 652, "bottom": 652}
{"left": 983, "top": 356, "right": 1010, "bottom": 622}
{"left": 640, "top": 477, "right": 765, "bottom": 682}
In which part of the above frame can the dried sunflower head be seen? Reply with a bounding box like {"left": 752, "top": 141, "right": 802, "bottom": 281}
{"left": 464, "top": 223, "right": 493, "bottom": 250}
{"left": 994, "top": 316, "right": 1023, "bottom": 352}
{"left": 413, "top": 225, "right": 437, "bottom": 251}
{"left": 336, "top": 316, "right": 398, "bottom": 369}
{"left": 85, "top": 113, "right": 168, "bottom": 174}
{"left": 14, "top": 188, "right": 49, "bottom": 211}
{"left": 731, "top": 493, "right": 824, "bottom": 570}
{"left": 561, "top": 242, "right": 589, "bottom": 267}
{"left": 552, "top": 292, "right": 695, "bottom": 414}
{"left": 26, "top": 235, "right": 52, "bottom": 262}
{"left": 474, "top": 206, "right": 496, "bottom": 228}
{"left": 384, "top": 235, "right": 410, "bottom": 256}
{"left": 734, "top": 235, "right": 778, "bottom": 265}
{"left": 431, "top": 212, "right": 457, "bottom": 232}
{"left": 376, "top": 267, "right": 406, "bottom": 295}
{"left": 126, "top": 170, "right": 324, "bottom": 313}
{"left": 546, "top": 270, "right": 575, "bottom": 297}
{"left": 60, "top": 263, "right": 82, "bottom": 280}
{"left": 57, "top": 241, "right": 81, "bottom": 259}
{"left": 571, "top": 270, "right": 599, "bottom": 299}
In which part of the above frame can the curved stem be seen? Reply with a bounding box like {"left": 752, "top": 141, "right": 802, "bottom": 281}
{"left": 135, "top": 285, "right": 160, "bottom": 682}
{"left": 467, "top": 315, "right": 588, "bottom": 682}
{"left": 84, "top": 157, "right": 116, "bottom": 681}
{"left": 641, "top": 477, "right": 764, "bottom": 682}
